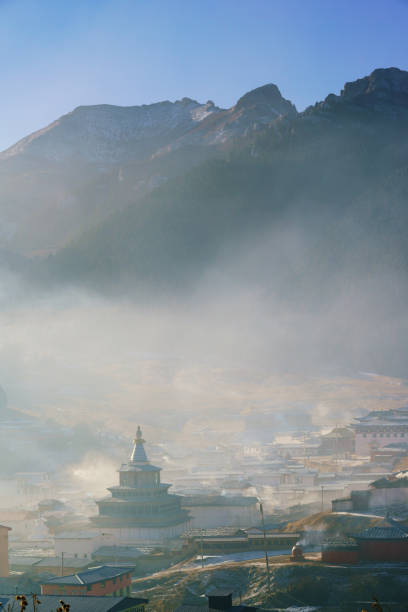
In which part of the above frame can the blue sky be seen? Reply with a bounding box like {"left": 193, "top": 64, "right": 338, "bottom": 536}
{"left": 1, "top": 0, "right": 407, "bottom": 150}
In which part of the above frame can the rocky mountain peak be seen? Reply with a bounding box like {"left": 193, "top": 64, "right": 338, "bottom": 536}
{"left": 341, "top": 67, "right": 408, "bottom": 101}
{"left": 303, "top": 67, "right": 408, "bottom": 121}
{"left": 235, "top": 83, "right": 296, "bottom": 116}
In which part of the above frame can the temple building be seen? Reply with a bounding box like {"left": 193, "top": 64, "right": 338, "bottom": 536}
{"left": 352, "top": 407, "right": 408, "bottom": 456}
{"left": 91, "top": 427, "right": 190, "bottom": 544}
{"left": 322, "top": 517, "right": 408, "bottom": 564}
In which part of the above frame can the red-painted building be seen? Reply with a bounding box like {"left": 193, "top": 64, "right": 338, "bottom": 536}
{"left": 322, "top": 518, "right": 408, "bottom": 564}
{"left": 41, "top": 565, "right": 134, "bottom": 597}
{"left": 354, "top": 521, "right": 408, "bottom": 562}
{"left": 321, "top": 544, "right": 359, "bottom": 564}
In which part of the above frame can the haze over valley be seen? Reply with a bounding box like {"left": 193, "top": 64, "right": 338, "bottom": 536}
{"left": 2, "top": 7, "right": 408, "bottom": 601}
{"left": 0, "top": 66, "right": 407, "bottom": 510}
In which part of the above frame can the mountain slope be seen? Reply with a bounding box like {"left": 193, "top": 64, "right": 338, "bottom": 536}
{"left": 41, "top": 68, "right": 408, "bottom": 290}
{"left": 0, "top": 84, "right": 295, "bottom": 256}
{"left": 4, "top": 67, "right": 408, "bottom": 376}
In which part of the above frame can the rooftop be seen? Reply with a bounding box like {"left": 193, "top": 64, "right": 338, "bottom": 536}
{"left": 370, "top": 471, "right": 408, "bottom": 489}
{"left": 323, "top": 427, "right": 354, "bottom": 439}
{"left": 354, "top": 518, "right": 408, "bottom": 540}
{"left": 354, "top": 408, "right": 408, "bottom": 427}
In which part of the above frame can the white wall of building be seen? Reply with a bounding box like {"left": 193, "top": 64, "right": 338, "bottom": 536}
{"left": 96, "top": 522, "right": 188, "bottom": 545}
{"left": 368, "top": 486, "right": 408, "bottom": 509}
{"left": 355, "top": 431, "right": 408, "bottom": 456}
{"left": 184, "top": 504, "right": 258, "bottom": 529}
{"left": 332, "top": 498, "right": 353, "bottom": 512}
{"left": 54, "top": 535, "right": 100, "bottom": 559}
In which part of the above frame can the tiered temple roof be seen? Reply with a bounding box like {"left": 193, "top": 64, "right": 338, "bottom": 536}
{"left": 352, "top": 407, "right": 408, "bottom": 431}
{"left": 91, "top": 426, "right": 189, "bottom": 529}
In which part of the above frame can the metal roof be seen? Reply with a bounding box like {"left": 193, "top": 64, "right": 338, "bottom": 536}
{"left": 0, "top": 595, "right": 147, "bottom": 612}
{"left": 355, "top": 519, "right": 408, "bottom": 540}
{"left": 354, "top": 526, "right": 408, "bottom": 540}
{"left": 42, "top": 564, "right": 134, "bottom": 585}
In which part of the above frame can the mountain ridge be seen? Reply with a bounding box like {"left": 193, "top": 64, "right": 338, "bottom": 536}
{"left": 0, "top": 82, "right": 296, "bottom": 256}
{"left": 36, "top": 66, "right": 408, "bottom": 291}
{"left": 1, "top": 66, "right": 408, "bottom": 266}
{"left": 0, "top": 83, "right": 294, "bottom": 164}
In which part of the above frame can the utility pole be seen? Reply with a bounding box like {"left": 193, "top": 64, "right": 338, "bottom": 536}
{"left": 335, "top": 423, "right": 339, "bottom": 472}
{"left": 61, "top": 551, "right": 64, "bottom": 577}
{"left": 321, "top": 485, "right": 324, "bottom": 513}
{"left": 259, "top": 501, "right": 271, "bottom": 593}
{"left": 200, "top": 529, "right": 204, "bottom": 568}
{"left": 32, "top": 593, "right": 40, "bottom": 612}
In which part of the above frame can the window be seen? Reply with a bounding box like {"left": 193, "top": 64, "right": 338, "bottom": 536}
{"left": 363, "top": 434, "right": 367, "bottom": 438}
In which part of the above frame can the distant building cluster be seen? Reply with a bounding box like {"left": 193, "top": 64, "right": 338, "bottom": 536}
{"left": 1, "top": 405, "right": 408, "bottom": 607}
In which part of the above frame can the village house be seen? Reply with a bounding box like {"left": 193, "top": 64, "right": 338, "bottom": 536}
{"left": 351, "top": 407, "right": 408, "bottom": 456}
{"left": 40, "top": 565, "right": 134, "bottom": 597}
{"left": 183, "top": 526, "right": 300, "bottom": 554}
{"left": 322, "top": 517, "right": 408, "bottom": 563}
{"left": 332, "top": 471, "right": 408, "bottom": 513}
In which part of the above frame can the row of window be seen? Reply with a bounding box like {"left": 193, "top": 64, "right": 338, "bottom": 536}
{"left": 105, "top": 503, "right": 178, "bottom": 516}
{"left": 362, "top": 432, "right": 405, "bottom": 438}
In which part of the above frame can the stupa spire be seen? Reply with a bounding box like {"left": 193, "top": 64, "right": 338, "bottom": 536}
{"left": 130, "top": 425, "right": 148, "bottom": 463}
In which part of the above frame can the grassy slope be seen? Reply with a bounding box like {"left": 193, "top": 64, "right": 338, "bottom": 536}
{"left": 131, "top": 555, "right": 408, "bottom": 610}
{"left": 284, "top": 511, "right": 384, "bottom": 538}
